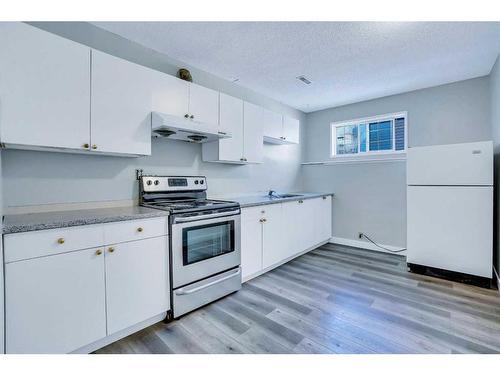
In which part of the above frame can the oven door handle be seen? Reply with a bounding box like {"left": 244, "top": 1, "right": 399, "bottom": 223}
{"left": 173, "top": 209, "right": 240, "bottom": 223}
{"left": 174, "top": 267, "right": 241, "bottom": 296}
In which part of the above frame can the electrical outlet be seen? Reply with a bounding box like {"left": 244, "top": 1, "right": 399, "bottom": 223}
{"left": 358, "top": 232, "right": 363, "bottom": 239}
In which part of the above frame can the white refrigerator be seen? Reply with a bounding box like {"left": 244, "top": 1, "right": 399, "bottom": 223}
{"left": 407, "top": 141, "right": 493, "bottom": 279}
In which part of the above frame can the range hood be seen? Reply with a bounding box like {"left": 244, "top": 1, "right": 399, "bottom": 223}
{"left": 151, "top": 112, "right": 231, "bottom": 143}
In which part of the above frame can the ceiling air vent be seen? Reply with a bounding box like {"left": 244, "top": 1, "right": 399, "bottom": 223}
{"left": 296, "top": 75, "right": 312, "bottom": 85}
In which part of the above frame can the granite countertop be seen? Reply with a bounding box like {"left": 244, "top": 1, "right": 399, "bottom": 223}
{"left": 222, "top": 192, "right": 334, "bottom": 208}
{"left": 3, "top": 206, "right": 169, "bottom": 234}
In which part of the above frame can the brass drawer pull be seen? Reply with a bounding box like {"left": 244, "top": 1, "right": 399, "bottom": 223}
{"left": 137, "top": 227, "right": 144, "bottom": 232}
{"left": 108, "top": 247, "right": 115, "bottom": 253}
{"left": 92, "top": 144, "right": 98, "bottom": 150}
{"left": 57, "top": 238, "right": 65, "bottom": 244}
{"left": 95, "top": 249, "right": 103, "bottom": 256}
{"left": 83, "top": 143, "right": 90, "bottom": 149}
{"left": 298, "top": 200, "right": 304, "bottom": 203}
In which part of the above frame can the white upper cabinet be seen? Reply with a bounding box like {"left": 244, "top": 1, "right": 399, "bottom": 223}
{"left": 263, "top": 111, "right": 300, "bottom": 145}
{"left": 90, "top": 50, "right": 154, "bottom": 156}
{"left": 188, "top": 83, "right": 219, "bottom": 126}
{"left": 0, "top": 23, "right": 91, "bottom": 151}
{"left": 202, "top": 96, "right": 264, "bottom": 164}
{"left": 202, "top": 93, "right": 244, "bottom": 163}
{"left": 243, "top": 101, "right": 264, "bottom": 163}
{"left": 262, "top": 108, "right": 283, "bottom": 141}
{"left": 151, "top": 71, "right": 189, "bottom": 119}
{"left": 283, "top": 116, "right": 300, "bottom": 144}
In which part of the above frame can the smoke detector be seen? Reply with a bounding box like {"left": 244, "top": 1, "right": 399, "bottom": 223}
{"left": 296, "top": 75, "right": 312, "bottom": 85}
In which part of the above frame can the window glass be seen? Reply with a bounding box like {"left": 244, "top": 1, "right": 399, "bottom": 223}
{"left": 359, "top": 124, "right": 367, "bottom": 152}
{"left": 336, "top": 125, "right": 358, "bottom": 154}
{"left": 369, "top": 120, "right": 392, "bottom": 151}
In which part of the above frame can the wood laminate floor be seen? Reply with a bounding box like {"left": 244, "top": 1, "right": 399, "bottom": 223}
{"left": 96, "top": 244, "right": 500, "bottom": 354}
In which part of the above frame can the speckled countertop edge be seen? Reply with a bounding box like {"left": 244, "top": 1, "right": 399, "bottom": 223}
{"left": 222, "top": 192, "right": 334, "bottom": 208}
{"left": 2, "top": 206, "right": 169, "bottom": 234}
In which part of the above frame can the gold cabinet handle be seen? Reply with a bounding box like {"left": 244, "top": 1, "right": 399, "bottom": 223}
{"left": 184, "top": 114, "right": 189, "bottom": 118}
{"left": 108, "top": 247, "right": 115, "bottom": 253}
{"left": 92, "top": 144, "right": 97, "bottom": 150}
{"left": 263, "top": 218, "right": 267, "bottom": 222}
{"left": 57, "top": 238, "right": 65, "bottom": 244}
{"left": 83, "top": 143, "right": 90, "bottom": 149}
{"left": 259, "top": 218, "right": 264, "bottom": 223}
{"left": 95, "top": 249, "right": 103, "bottom": 256}
{"left": 298, "top": 200, "right": 304, "bottom": 204}
{"left": 190, "top": 115, "right": 194, "bottom": 119}
{"left": 137, "top": 227, "right": 144, "bottom": 232}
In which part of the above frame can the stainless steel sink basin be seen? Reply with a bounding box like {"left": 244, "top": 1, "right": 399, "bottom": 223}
{"left": 265, "top": 193, "right": 304, "bottom": 199}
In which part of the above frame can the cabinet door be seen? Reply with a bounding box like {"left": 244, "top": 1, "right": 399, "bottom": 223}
{"left": 283, "top": 116, "right": 300, "bottom": 144}
{"left": 218, "top": 93, "right": 244, "bottom": 161}
{"left": 189, "top": 83, "right": 219, "bottom": 126}
{"left": 262, "top": 108, "right": 283, "bottom": 141}
{"left": 282, "top": 199, "right": 316, "bottom": 256}
{"left": 315, "top": 196, "right": 332, "bottom": 243}
{"left": 91, "top": 50, "right": 153, "bottom": 156}
{"left": 151, "top": 71, "right": 189, "bottom": 118}
{"left": 5, "top": 248, "right": 106, "bottom": 353}
{"left": 262, "top": 204, "right": 286, "bottom": 268}
{"left": 281, "top": 201, "right": 303, "bottom": 257}
{"left": 241, "top": 206, "right": 264, "bottom": 280}
{"left": 105, "top": 237, "right": 169, "bottom": 335}
{"left": 0, "top": 23, "right": 91, "bottom": 151}
{"left": 243, "top": 102, "right": 264, "bottom": 163}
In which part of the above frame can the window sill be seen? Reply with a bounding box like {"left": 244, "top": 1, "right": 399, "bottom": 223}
{"left": 302, "top": 153, "right": 406, "bottom": 165}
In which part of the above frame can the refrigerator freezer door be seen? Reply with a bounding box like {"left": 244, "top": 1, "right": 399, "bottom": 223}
{"left": 407, "top": 141, "right": 493, "bottom": 186}
{"left": 407, "top": 185, "right": 493, "bottom": 278}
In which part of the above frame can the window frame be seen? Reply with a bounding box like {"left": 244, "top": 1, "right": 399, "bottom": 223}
{"left": 330, "top": 111, "right": 408, "bottom": 159}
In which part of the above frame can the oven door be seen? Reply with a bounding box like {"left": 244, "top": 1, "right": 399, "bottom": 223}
{"left": 171, "top": 210, "right": 241, "bottom": 288}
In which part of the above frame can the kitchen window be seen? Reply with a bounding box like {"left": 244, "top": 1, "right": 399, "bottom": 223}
{"left": 331, "top": 112, "right": 407, "bottom": 159}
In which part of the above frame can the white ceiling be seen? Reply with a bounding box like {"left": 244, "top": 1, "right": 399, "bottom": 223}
{"left": 93, "top": 22, "right": 500, "bottom": 113}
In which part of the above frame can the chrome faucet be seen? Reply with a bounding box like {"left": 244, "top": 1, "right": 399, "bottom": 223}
{"left": 268, "top": 190, "right": 280, "bottom": 198}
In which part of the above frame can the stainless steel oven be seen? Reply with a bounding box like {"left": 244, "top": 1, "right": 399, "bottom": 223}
{"left": 171, "top": 209, "right": 241, "bottom": 317}
{"left": 171, "top": 209, "right": 241, "bottom": 288}
{"left": 139, "top": 175, "right": 242, "bottom": 318}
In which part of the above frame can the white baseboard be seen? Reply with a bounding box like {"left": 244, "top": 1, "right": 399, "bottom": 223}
{"left": 330, "top": 236, "right": 406, "bottom": 255}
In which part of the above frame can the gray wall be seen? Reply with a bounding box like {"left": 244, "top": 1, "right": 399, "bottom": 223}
{"left": 302, "top": 76, "right": 492, "bottom": 248}
{"left": 1, "top": 22, "right": 305, "bottom": 210}
{"left": 491, "top": 54, "right": 500, "bottom": 275}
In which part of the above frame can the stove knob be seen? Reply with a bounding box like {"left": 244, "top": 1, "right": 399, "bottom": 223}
{"left": 200, "top": 180, "right": 204, "bottom": 185}
{"left": 154, "top": 180, "right": 160, "bottom": 185}
{"left": 194, "top": 180, "right": 199, "bottom": 185}
{"left": 146, "top": 180, "right": 152, "bottom": 186}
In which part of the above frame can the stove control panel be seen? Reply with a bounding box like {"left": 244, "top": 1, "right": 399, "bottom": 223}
{"left": 141, "top": 176, "right": 207, "bottom": 192}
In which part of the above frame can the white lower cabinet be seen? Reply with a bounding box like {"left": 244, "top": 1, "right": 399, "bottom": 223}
{"left": 241, "top": 196, "right": 332, "bottom": 281}
{"left": 3, "top": 218, "right": 169, "bottom": 353}
{"left": 315, "top": 196, "right": 332, "bottom": 243}
{"left": 5, "top": 247, "right": 107, "bottom": 354}
{"left": 241, "top": 206, "right": 264, "bottom": 280}
{"left": 105, "top": 237, "right": 169, "bottom": 335}
{"left": 262, "top": 204, "right": 285, "bottom": 268}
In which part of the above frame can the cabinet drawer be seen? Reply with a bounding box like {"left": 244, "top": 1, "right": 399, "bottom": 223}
{"left": 103, "top": 217, "right": 168, "bottom": 245}
{"left": 4, "top": 225, "right": 104, "bottom": 263}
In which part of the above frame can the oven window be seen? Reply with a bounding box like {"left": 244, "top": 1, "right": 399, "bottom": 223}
{"left": 182, "top": 221, "right": 235, "bottom": 265}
